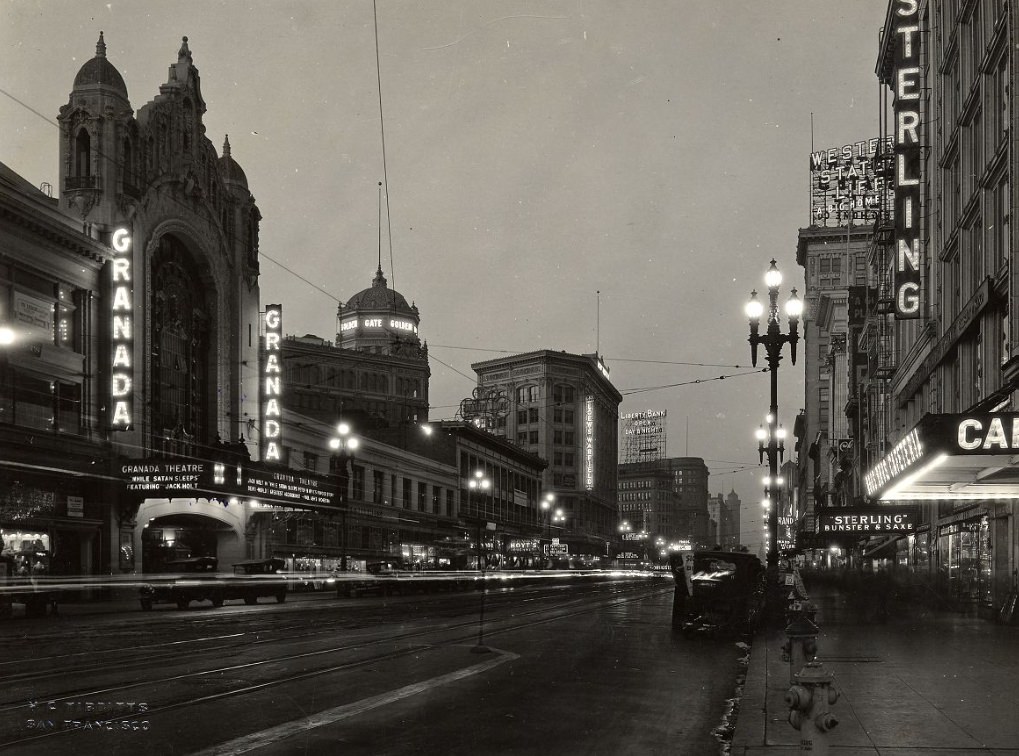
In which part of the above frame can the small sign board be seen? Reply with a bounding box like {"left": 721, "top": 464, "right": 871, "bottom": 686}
{"left": 66, "top": 495, "right": 84, "bottom": 518}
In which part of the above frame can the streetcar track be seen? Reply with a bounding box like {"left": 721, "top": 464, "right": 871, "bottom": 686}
{"left": 0, "top": 581, "right": 659, "bottom": 689}
{"left": 0, "top": 585, "right": 664, "bottom": 751}
{"left": 0, "top": 583, "right": 657, "bottom": 699}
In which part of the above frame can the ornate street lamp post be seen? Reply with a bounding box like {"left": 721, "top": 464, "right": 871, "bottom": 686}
{"left": 468, "top": 469, "right": 492, "bottom": 653}
{"left": 329, "top": 422, "right": 359, "bottom": 572}
{"left": 746, "top": 259, "right": 801, "bottom": 569}
{"left": 540, "top": 493, "right": 555, "bottom": 567}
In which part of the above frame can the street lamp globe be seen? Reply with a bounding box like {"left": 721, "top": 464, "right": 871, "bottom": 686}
{"left": 745, "top": 291, "right": 764, "bottom": 321}
{"left": 764, "top": 259, "right": 782, "bottom": 289}
{"left": 785, "top": 288, "right": 803, "bottom": 318}
{"left": 0, "top": 326, "right": 15, "bottom": 346}
{"left": 469, "top": 469, "right": 491, "bottom": 492}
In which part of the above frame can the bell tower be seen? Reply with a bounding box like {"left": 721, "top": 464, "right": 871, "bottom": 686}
{"left": 57, "top": 31, "right": 135, "bottom": 230}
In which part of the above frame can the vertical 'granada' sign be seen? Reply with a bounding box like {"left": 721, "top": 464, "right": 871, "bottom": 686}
{"left": 110, "top": 227, "right": 133, "bottom": 429}
{"left": 893, "top": 0, "right": 921, "bottom": 319}
{"left": 262, "top": 305, "right": 283, "bottom": 462}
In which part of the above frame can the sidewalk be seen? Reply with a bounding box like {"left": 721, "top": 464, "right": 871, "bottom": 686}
{"left": 731, "top": 584, "right": 1019, "bottom": 755}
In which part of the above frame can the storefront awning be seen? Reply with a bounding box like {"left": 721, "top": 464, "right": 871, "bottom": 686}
{"left": 864, "top": 413, "right": 1019, "bottom": 501}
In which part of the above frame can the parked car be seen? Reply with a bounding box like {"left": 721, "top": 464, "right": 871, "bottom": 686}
{"left": 139, "top": 557, "right": 288, "bottom": 610}
{"left": 139, "top": 556, "right": 221, "bottom": 610}
{"left": 670, "top": 550, "right": 766, "bottom": 637}
{"left": 228, "top": 558, "right": 289, "bottom": 605}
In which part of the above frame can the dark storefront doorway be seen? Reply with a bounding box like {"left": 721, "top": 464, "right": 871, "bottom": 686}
{"left": 142, "top": 514, "right": 228, "bottom": 572}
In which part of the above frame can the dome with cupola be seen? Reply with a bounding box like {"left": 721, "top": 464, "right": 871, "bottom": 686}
{"left": 218, "top": 135, "right": 248, "bottom": 190}
{"left": 336, "top": 266, "right": 423, "bottom": 356}
{"left": 73, "top": 32, "right": 128, "bottom": 98}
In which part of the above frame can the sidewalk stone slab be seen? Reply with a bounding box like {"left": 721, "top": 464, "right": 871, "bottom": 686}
{"left": 730, "top": 583, "right": 1019, "bottom": 756}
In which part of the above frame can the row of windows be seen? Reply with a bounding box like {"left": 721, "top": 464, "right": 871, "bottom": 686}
{"left": 514, "top": 429, "right": 577, "bottom": 446}
{"left": 290, "top": 391, "right": 421, "bottom": 424}
{"left": 0, "top": 370, "right": 83, "bottom": 434}
{"left": 515, "top": 383, "right": 577, "bottom": 405}
{"left": 285, "top": 363, "right": 423, "bottom": 398}
{"left": 297, "top": 451, "right": 457, "bottom": 517}
{"left": 516, "top": 407, "right": 577, "bottom": 426}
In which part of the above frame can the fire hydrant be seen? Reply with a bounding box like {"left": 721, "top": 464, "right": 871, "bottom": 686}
{"left": 782, "top": 614, "right": 819, "bottom": 684}
{"left": 785, "top": 661, "right": 839, "bottom": 755}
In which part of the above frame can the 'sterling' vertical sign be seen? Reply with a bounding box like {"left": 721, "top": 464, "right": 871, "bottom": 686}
{"left": 893, "top": 0, "right": 921, "bottom": 319}
{"left": 262, "top": 305, "right": 283, "bottom": 462}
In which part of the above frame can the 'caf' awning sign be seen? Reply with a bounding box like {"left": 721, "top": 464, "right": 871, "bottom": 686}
{"left": 864, "top": 413, "right": 1019, "bottom": 501}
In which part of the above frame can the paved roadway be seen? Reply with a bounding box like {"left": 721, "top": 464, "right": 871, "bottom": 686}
{"left": 0, "top": 576, "right": 746, "bottom": 756}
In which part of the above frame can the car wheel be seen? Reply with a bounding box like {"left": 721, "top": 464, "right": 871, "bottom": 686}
{"left": 140, "top": 599, "right": 153, "bottom": 611}
{"left": 244, "top": 596, "right": 257, "bottom": 605}
{"left": 176, "top": 597, "right": 189, "bottom": 610}
{"left": 275, "top": 592, "right": 287, "bottom": 603}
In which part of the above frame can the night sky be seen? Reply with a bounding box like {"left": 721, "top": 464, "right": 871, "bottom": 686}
{"left": 2, "top": 0, "right": 888, "bottom": 550}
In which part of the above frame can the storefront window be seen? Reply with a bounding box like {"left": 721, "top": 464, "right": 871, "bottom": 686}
{"left": 913, "top": 530, "right": 930, "bottom": 571}
{"left": 0, "top": 530, "right": 50, "bottom": 577}
{"left": 939, "top": 517, "right": 991, "bottom": 606}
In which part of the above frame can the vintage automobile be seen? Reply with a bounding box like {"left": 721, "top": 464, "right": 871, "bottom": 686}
{"left": 139, "top": 556, "right": 287, "bottom": 610}
{"left": 670, "top": 550, "right": 766, "bottom": 637}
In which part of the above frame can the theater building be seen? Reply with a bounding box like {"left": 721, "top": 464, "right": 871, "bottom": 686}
{"left": 856, "top": 1, "right": 1017, "bottom": 616}
{"left": 55, "top": 33, "right": 267, "bottom": 572}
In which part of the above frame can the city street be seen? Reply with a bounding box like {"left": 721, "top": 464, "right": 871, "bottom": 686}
{"left": 0, "top": 575, "right": 744, "bottom": 755}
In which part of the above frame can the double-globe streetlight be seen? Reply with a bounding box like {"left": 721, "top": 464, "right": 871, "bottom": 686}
{"left": 745, "top": 259, "right": 801, "bottom": 569}
{"left": 329, "top": 422, "right": 359, "bottom": 572}
{"left": 468, "top": 469, "right": 492, "bottom": 653}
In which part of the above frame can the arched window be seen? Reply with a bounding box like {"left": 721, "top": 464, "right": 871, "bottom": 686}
{"left": 151, "top": 235, "right": 210, "bottom": 445}
{"left": 74, "top": 128, "right": 91, "bottom": 177}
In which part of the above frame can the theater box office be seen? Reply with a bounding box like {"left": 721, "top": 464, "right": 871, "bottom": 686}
{"left": 864, "top": 413, "right": 1019, "bottom": 613}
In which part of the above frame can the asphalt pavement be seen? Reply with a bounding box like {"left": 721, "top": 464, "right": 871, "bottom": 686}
{"left": 731, "top": 582, "right": 1019, "bottom": 756}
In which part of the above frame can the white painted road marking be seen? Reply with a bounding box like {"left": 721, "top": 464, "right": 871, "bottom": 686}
{"left": 194, "top": 647, "right": 519, "bottom": 755}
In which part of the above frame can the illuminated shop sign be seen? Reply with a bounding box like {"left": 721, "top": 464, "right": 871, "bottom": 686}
{"left": 262, "top": 305, "right": 283, "bottom": 462}
{"left": 585, "top": 396, "right": 595, "bottom": 490}
{"left": 864, "top": 412, "right": 1019, "bottom": 498}
{"left": 809, "top": 137, "right": 892, "bottom": 227}
{"left": 623, "top": 409, "right": 666, "bottom": 436}
{"left": 818, "top": 507, "right": 917, "bottom": 534}
{"left": 110, "top": 228, "right": 133, "bottom": 430}
{"left": 339, "top": 317, "right": 418, "bottom": 333}
{"left": 892, "top": 0, "right": 922, "bottom": 319}
{"left": 863, "top": 427, "right": 923, "bottom": 496}
{"left": 922, "top": 413, "right": 1019, "bottom": 454}
{"left": 120, "top": 458, "right": 336, "bottom": 507}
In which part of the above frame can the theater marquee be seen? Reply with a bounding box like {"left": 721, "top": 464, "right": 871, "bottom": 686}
{"left": 865, "top": 413, "right": 1019, "bottom": 501}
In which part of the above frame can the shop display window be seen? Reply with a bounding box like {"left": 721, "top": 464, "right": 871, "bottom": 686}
{"left": 0, "top": 530, "right": 51, "bottom": 577}
{"left": 939, "top": 517, "right": 991, "bottom": 605}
